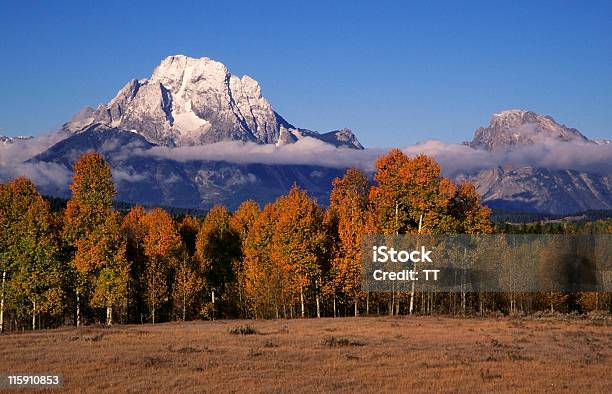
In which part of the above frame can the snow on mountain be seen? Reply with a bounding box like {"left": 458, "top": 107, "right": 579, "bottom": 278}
{"left": 459, "top": 110, "right": 612, "bottom": 214}
{"left": 62, "top": 55, "right": 363, "bottom": 149}
{"left": 470, "top": 109, "right": 591, "bottom": 152}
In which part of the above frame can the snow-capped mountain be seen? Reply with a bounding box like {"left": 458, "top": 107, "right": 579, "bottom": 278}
{"left": 470, "top": 109, "right": 591, "bottom": 152}
{"left": 460, "top": 110, "right": 611, "bottom": 214}
{"left": 2, "top": 53, "right": 610, "bottom": 216}
{"left": 62, "top": 55, "right": 363, "bottom": 149}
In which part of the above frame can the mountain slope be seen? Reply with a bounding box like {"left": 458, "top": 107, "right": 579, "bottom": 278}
{"left": 30, "top": 125, "right": 345, "bottom": 210}
{"left": 62, "top": 55, "right": 363, "bottom": 149}
{"left": 470, "top": 109, "right": 590, "bottom": 152}
{"left": 457, "top": 166, "right": 612, "bottom": 214}
{"left": 462, "top": 110, "right": 611, "bottom": 214}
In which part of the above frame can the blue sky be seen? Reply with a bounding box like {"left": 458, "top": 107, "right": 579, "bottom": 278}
{"left": 1, "top": 1, "right": 611, "bottom": 147}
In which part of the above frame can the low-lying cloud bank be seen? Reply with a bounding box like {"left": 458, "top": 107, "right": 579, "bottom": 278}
{"left": 139, "top": 137, "right": 612, "bottom": 176}
{"left": 1, "top": 134, "right": 611, "bottom": 191}
{"left": 0, "top": 132, "right": 72, "bottom": 188}
{"left": 139, "top": 138, "right": 386, "bottom": 172}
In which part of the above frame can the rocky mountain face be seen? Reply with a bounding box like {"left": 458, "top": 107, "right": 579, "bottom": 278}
{"left": 457, "top": 166, "right": 611, "bottom": 214}
{"left": 461, "top": 110, "right": 611, "bottom": 214}
{"left": 62, "top": 55, "right": 363, "bottom": 149}
{"left": 470, "top": 110, "right": 590, "bottom": 152}
{"left": 30, "top": 125, "right": 346, "bottom": 210}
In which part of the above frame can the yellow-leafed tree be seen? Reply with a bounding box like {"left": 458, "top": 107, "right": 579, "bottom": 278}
{"left": 141, "top": 208, "right": 183, "bottom": 324}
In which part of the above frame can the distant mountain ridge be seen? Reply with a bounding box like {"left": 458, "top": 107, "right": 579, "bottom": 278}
{"left": 29, "top": 125, "right": 346, "bottom": 210}
{"left": 470, "top": 109, "right": 591, "bottom": 152}
{"left": 460, "top": 110, "right": 611, "bottom": 214}
{"left": 2, "top": 55, "right": 611, "bottom": 214}
{"left": 62, "top": 55, "right": 363, "bottom": 149}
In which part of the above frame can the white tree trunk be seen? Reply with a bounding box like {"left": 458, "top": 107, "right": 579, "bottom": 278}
{"left": 354, "top": 299, "right": 358, "bottom": 317}
{"left": 76, "top": 290, "right": 81, "bottom": 328}
{"left": 300, "top": 286, "right": 305, "bottom": 318}
{"left": 315, "top": 279, "right": 321, "bottom": 318}
{"left": 409, "top": 215, "right": 423, "bottom": 315}
{"left": 32, "top": 301, "right": 36, "bottom": 330}
{"left": 333, "top": 295, "right": 337, "bottom": 318}
{"left": 106, "top": 306, "right": 113, "bottom": 326}
{"left": 1, "top": 271, "right": 5, "bottom": 334}
{"left": 366, "top": 292, "right": 369, "bottom": 316}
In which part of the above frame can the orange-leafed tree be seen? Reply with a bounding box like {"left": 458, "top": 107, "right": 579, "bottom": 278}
{"left": 173, "top": 250, "right": 203, "bottom": 321}
{"left": 368, "top": 148, "right": 411, "bottom": 235}
{"left": 63, "top": 152, "right": 116, "bottom": 326}
{"left": 74, "top": 211, "right": 129, "bottom": 325}
{"left": 174, "top": 215, "right": 203, "bottom": 320}
{"left": 141, "top": 208, "right": 183, "bottom": 324}
{"left": 230, "top": 200, "right": 260, "bottom": 317}
{"left": 195, "top": 205, "right": 240, "bottom": 318}
{"left": 242, "top": 203, "right": 284, "bottom": 318}
{"left": 271, "top": 186, "right": 327, "bottom": 318}
{"left": 64, "top": 153, "right": 115, "bottom": 242}
{"left": 327, "top": 168, "right": 369, "bottom": 316}
{"left": 450, "top": 182, "right": 493, "bottom": 234}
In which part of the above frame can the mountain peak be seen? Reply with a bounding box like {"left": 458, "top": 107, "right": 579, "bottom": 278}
{"left": 61, "top": 55, "right": 363, "bottom": 149}
{"left": 471, "top": 109, "right": 590, "bottom": 151}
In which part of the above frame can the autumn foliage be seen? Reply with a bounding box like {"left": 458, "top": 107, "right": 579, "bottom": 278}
{"left": 0, "top": 149, "right": 609, "bottom": 331}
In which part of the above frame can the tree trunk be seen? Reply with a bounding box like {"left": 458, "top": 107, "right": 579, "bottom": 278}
{"left": 211, "top": 289, "right": 216, "bottom": 321}
{"left": 182, "top": 293, "right": 186, "bottom": 321}
{"left": 106, "top": 306, "right": 113, "bottom": 326}
{"left": 315, "top": 280, "right": 321, "bottom": 318}
{"left": 300, "top": 286, "right": 305, "bottom": 318}
{"left": 333, "top": 295, "right": 337, "bottom": 318}
{"left": 0, "top": 271, "right": 5, "bottom": 334}
{"left": 76, "top": 290, "right": 81, "bottom": 327}
{"left": 410, "top": 214, "right": 423, "bottom": 315}
{"left": 32, "top": 301, "right": 36, "bottom": 330}
{"left": 152, "top": 306, "right": 156, "bottom": 324}
{"left": 550, "top": 292, "right": 554, "bottom": 313}
{"left": 354, "top": 298, "right": 358, "bottom": 317}
{"left": 366, "top": 293, "right": 370, "bottom": 316}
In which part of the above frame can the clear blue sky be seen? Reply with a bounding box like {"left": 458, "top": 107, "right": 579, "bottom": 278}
{"left": 1, "top": 0, "right": 611, "bottom": 147}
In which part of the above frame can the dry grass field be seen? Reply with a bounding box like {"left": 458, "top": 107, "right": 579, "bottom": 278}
{"left": 1, "top": 315, "right": 611, "bottom": 393}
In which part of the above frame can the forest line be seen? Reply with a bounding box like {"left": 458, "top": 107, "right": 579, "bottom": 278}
{"left": 0, "top": 149, "right": 610, "bottom": 332}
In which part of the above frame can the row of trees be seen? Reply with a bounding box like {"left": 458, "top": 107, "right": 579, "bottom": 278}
{"left": 1, "top": 150, "right": 610, "bottom": 332}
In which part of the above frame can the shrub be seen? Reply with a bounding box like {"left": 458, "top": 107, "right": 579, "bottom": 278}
{"left": 228, "top": 325, "right": 257, "bottom": 335}
{"left": 322, "top": 336, "right": 366, "bottom": 347}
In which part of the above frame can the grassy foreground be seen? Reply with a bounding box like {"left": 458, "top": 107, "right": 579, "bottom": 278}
{"left": 1, "top": 316, "right": 611, "bottom": 393}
